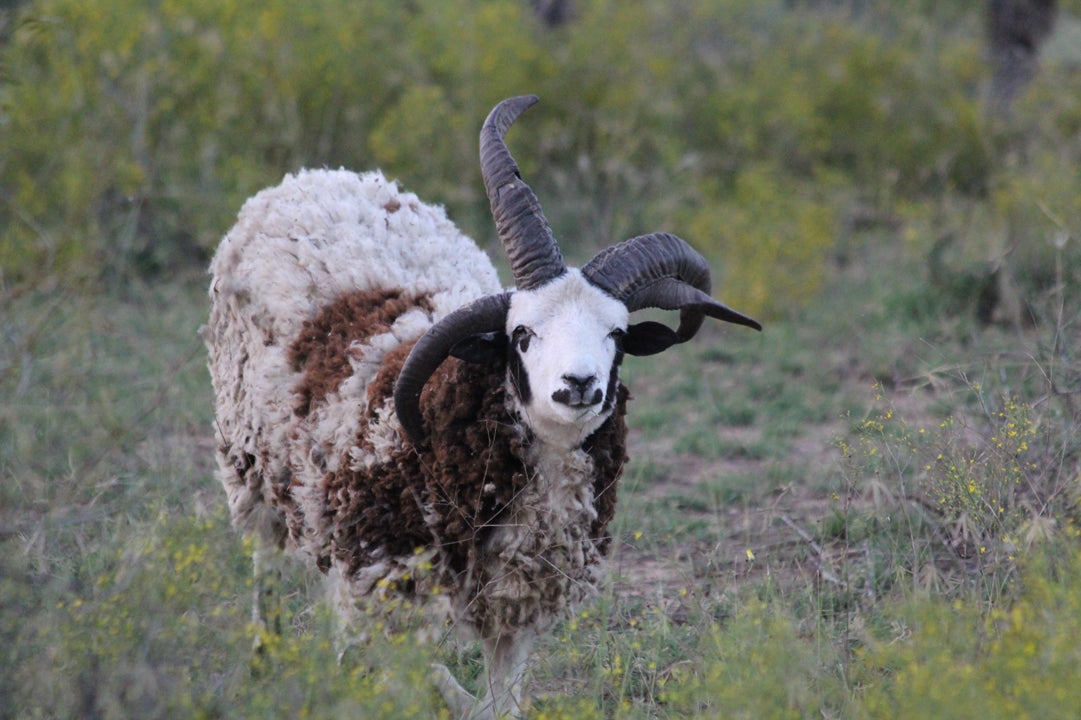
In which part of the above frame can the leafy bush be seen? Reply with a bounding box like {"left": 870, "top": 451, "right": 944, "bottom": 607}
{"left": 832, "top": 299, "right": 1081, "bottom": 603}
{"left": 672, "top": 6, "right": 989, "bottom": 197}
{"left": 0, "top": 0, "right": 679, "bottom": 283}
{"left": 7, "top": 0, "right": 1076, "bottom": 319}
{"left": 857, "top": 549, "right": 1081, "bottom": 720}
{"left": 679, "top": 162, "right": 839, "bottom": 319}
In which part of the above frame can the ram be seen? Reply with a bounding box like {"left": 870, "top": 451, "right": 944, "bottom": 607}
{"left": 204, "top": 95, "right": 761, "bottom": 719}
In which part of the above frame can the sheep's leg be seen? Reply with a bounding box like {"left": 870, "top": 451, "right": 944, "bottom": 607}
{"left": 432, "top": 662, "right": 477, "bottom": 719}
{"left": 432, "top": 631, "right": 534, "bottom": 719}
{"left": 250, "top": 542, "right": 283, "bottom": 669}
{"left": 473, "top": 631, "right": 535, "bottom": 719}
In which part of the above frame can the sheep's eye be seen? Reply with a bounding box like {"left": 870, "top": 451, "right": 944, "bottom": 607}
{"left": 512, "top": 325, "right": 533, "bottom": 352}
{"left": 608, "top": 328, "right": 626, "bottom": 347}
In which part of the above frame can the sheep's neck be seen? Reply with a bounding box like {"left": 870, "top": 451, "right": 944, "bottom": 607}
{"left": 470, "top": 436, "right": 602, "bottom": 629}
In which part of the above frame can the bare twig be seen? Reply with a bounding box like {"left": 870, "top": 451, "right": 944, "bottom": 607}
{"left": 779, "top": 514, "right": 847, "bottom": 589}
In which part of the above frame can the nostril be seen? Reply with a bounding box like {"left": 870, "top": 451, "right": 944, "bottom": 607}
{"left": 553, "top": 373, "right": 603, "bottom": 407}
{"left": 562, "top": 373, "right": 596, "bottom": 391}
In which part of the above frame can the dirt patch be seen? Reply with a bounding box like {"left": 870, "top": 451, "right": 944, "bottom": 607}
{"left": 610, "top": 384, "right": 894, "bottom": 605}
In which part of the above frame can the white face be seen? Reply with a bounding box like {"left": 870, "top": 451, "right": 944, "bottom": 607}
{"left": 505, "top": 269, "right": 630, "bottom": 448}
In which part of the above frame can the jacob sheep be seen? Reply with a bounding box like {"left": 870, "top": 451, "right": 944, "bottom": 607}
{"left": 204, "top": 95, "right": 761, "bottom": 719}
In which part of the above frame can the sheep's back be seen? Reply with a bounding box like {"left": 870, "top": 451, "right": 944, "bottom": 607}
{"left": 204, "top": 168, "right": 501, "bottom": 546}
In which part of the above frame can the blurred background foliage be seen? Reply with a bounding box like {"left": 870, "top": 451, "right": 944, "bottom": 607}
{"left": 1, "top": 0, "right": 1079, "bottom": 319}
{"left": 3, "top": 2, "right": 1081, "bottom": 717}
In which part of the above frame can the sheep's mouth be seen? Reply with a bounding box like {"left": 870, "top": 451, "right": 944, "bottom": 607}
{"left": 551, "top": 388, "right": 603, "bottom": 409}
{"left": 573, "top": 407, "right": 606, "bottom": 425}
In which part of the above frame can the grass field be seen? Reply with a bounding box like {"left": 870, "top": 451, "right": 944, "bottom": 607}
{"left": 2, "top": 232, "right": 1079, "bottom": 718}
{"left": 3, "top": 3, "right": 1081, "bottom": 715}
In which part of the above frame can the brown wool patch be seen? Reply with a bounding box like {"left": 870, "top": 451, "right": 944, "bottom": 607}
{"left": 324, "top": 443, "right": 430, "bottom": 575}
{"left": 418, "top": 359, "right": 533, "bottom": 576}
{"left": 322, "top": 336, "right": 426, "bottom": 575}
{"left": 289, "top": 289, "right": 433, "bottom": 417}
{"left": 323, "top": 355, "right": 519, "bottom": 576}
{"left": 364, "top": 342, "right": 415, "bottom": 418}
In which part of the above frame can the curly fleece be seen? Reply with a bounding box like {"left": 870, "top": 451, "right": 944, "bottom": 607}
{"left": 206, "top": 167, "right": 630, "bottom": 645}
{"left": 318, "top": 345, "right": 628, "bottom": 581}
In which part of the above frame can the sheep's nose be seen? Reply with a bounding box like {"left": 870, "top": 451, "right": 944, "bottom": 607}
{"left": 563, "top": 373, "right": 596, "bottom": 393}
{"left": 552, "top": 373, "right": 602, "bottom": 407}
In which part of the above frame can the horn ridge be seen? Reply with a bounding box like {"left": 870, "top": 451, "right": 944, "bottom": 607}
{"left": 581, "top": 232, "right": 712, "bottom": 303}
{"left": 480, "top": 95, "right": 566, "bottom": 291}
{"left": 393, "top": 293, "right": 512, "bottom": 446}
{"left": 582, "top": 232, "right": 762, "bottom": 341}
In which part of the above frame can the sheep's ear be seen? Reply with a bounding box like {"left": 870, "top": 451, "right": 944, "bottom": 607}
{"left": 622, "top": 321, "right": 679, "bottom": 356}
{"left": 449, "top": 331, "right": 508, "bottom": 364}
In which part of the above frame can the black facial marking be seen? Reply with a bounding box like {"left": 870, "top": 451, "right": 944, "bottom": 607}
{"left": 551, "top": 387, "right": 571, "bottom": 405}
{"left": 601, "top": 350, "right": 624, "bottom": 413}
{"left": 507, "top": 343, "right": 533, "bottom": 405}
{"left": 609, "top": 327, "right": 626, "bottom": 352}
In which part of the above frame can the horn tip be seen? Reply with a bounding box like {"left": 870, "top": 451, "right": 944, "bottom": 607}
{"left": 711, "top": 304, "right": 763, "bottom": 332}
{"left": 484, "top": 95, "right": 540, "bottom": 136}
{"left": 505, "top": 94, "right": 540, "bottom": 109}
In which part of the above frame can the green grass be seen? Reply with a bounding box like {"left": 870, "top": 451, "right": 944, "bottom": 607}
{"left": 3, "top": 237, "right": 1080, "bottom": 720}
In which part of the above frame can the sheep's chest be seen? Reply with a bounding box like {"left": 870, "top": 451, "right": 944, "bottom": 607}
{"left": 457, "top": 445, "right": 605, "bottom": 638}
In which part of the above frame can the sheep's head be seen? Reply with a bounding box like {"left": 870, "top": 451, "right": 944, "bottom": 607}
{"left": 394, "top": 95, "right": 762, "bottom": 449}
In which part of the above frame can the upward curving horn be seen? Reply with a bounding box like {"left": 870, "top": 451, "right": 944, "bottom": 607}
{"left": 582, "top": 232, "right": 761, "bottom": 345}
{"left": 393, "top": 293, "right": 512, "bottom": 446}
{"left": 394, "top": 96, "right": 568, "bottom": 447}
{"left": 480, "top": 95, "right": 566, "bottom": 291}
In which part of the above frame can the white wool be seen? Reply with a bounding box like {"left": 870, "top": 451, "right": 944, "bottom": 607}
{"left": 212, "top": 168, "right": 500, "bottom": 330}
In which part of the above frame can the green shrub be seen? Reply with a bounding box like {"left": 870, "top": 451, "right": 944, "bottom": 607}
{"left": 666, "top": 600, "right": 848, "bottom": 719}
{"left": 680, "top": 162, "right": 838, "bottom": 319}
{"left": 4, "top": 508, "right": 449, "bottom": 720}
{"left": 991, "top": 149, "right": 1081, "bottom": 306}
{"left": 857, "top": 549, "right": 1081, "bottom": 720}
{"left": 0, "top": 0, "right": 546, "bottom": 282}
{"left": 7, "top": 0, "right": 1067, "bottom": 315}
{"left": 838, "top": 389, "right": 1073, "bottom": 599}
{"left": 673, "top": 6, "right": 989, "bottom": 199}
